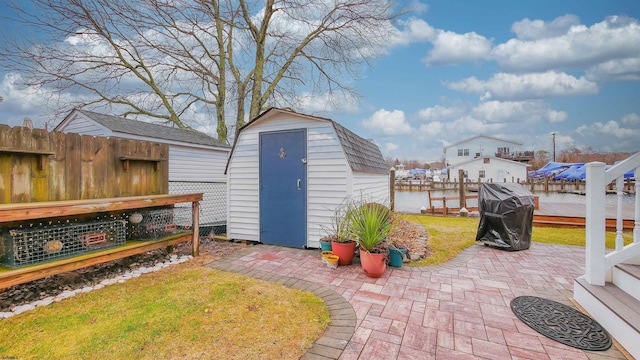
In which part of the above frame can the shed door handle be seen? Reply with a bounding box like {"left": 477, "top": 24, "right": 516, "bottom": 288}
{"left": 297, "top": 179, "right": 301, "bottom": 190}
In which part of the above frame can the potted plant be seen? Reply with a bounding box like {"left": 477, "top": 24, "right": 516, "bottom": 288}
{"left": 348, "top": 201, "right": 393, "bottom": 278}
{"left": 321, "top": 201, "right": 357, "bottom": 265}
{"left": 387, "top": 242, "right": 408, "bottom": 268}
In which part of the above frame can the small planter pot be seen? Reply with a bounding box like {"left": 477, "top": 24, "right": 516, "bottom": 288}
{"left": 319, "top": 240, "right": 333, "bottom": 252}
{"left": 331, "top": 241, "right": 356, "bottom": 265}
{"left": 388, "top": 247, "right": 407, "bottom": 267}
{"left": 324, "top": 254, "right": 339, "bottom": 269}
{"left": 360, "top": 251, "right": 387, "bottom": 278}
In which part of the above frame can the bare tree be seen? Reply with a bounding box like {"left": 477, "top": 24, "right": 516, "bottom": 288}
{"left": 1, "top": 0, "right": 400, "bottom": 142}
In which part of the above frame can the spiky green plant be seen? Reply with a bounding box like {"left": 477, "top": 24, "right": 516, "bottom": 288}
{"left": 348, "top": 202, "right": 393, "bottom": 252}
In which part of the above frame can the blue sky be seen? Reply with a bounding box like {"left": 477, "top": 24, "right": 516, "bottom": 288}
{"left": 1, "top": 1, "right": 639, "bottom": 162}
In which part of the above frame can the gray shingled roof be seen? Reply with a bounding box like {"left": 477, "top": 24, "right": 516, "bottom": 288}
{"left": 78, "top": 110, "right": 229, "bottom": 148}
{"left": 235, "top": 108, "right": 388, "bottom": 175}
{"left": 331, "top": 121, "right": 388, "bottom": 174}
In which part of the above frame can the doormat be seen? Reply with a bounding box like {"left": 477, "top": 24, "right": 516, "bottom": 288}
{"left": 510, "top": 296, "right": 612, "bottom": 351}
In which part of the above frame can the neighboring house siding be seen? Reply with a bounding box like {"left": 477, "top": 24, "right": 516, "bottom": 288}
{"left": 168, "top": 146, "right": 227, "bottom": 183}
{"left": 445, "top": 137, "right": 522, "bottom": 166}
{"left": 57, "top": 115, "right": 108, "bottom": 137}
{"left": 450, "top": 157, "right": 528, "bottom": 183}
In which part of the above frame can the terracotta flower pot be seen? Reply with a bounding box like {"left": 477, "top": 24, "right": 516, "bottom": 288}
{"left": 331, "top": 241, "right": 356, "bottom": 265}
{"left": 360, "top": 251, "right": 387, "bottom": 278}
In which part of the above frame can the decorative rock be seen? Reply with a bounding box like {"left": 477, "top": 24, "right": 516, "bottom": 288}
{"left": 0, "top": 312, "right": 14, "bottom": 319}
{"left": 80, "top": 286, "right": 93, "bottom": 293}
{"left": 93, "top": 284, "right": 105, "bottom": 290}
{"left": 12, "top": 304, "right": 36, "bottom": 314}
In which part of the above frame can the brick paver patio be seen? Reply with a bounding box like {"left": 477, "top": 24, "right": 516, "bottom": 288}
{"left": 208, "top": 243, "right": 628, "bottom": 359}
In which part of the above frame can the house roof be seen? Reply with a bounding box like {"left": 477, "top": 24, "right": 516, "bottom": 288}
{"left": 229, "top": 107, "right": 388, "bottom": 175}
{"left": 443, "top": 134, "right": 522, "bottom": 151}
{"left": 62, "top": 109, "right": 229, "bottom": 148}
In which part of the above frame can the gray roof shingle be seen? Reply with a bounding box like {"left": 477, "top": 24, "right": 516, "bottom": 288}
{"left": 331, "top": 121, "right": 388, "bottom": 174}
{"left": 236, "top": 108, "right": 388, "bottom": 175}
{"left": 77, "top": 110, "right": 229, "bottom": 148}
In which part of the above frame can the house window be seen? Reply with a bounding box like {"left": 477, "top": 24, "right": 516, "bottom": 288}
{"left": 497, "top": 147, "right": 509, "bottom": 155}
{"left": 479, "top": 170, "right": 485, "bottom": 178}
{"left": 457, "top": 148, "right": 469, "bottom": 156}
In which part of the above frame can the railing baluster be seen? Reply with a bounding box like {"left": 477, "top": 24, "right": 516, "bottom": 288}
{"left": 635, "top": 166, "right": 639, "bottom": 244}
{"left": 615, "top": 177, "right": 624, "bottom": 251}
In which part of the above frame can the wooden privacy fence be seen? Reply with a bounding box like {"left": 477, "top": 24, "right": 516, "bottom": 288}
{"left": 0, "top": 125, "right": 169, "bottom": 203}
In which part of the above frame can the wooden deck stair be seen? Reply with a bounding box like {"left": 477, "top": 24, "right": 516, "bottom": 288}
{"left": 574, "top": 263, "right": 640, "bottom": 358}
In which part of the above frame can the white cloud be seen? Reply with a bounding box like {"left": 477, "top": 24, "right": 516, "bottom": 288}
{"left": 385, "top": 142, "right": 399, "bottom": 152}
{"left": 417, "top": 104, "right": 467, "bottom": 121}
{"left": 361, "top": 109, "right": 413, "bottom": 135}
{"left": 296, "top": 91, "right": 359, "bottom": 114}
{"left": 575, "top": 113, "right": 640, "bottom": 152}
{"left": 445, "top": 71, "right": 598, "bottom": 100}
{"left": 423, "top": 30, "right": 492, "bottom": 66}
{"left": 511, "top": 15, "right": 581, "bottom": 40}
{"left": 547, "top": 110, "right": 567, "bottom": 123}
{"left": 585, "top": 57, "right": 640, "bottom": 82}
{"left": 621, "top": 113, "right": 640, "bottom": 127}
{"left": 0, "top": 73, "right": 82, "bottom": 128}
{"left": 417, "top": 121, "right": 443, "bottom": 137}
{"left": 389, "top": 17, "right": 436, "bottom": 46}
{"left": 492, "top": 16, "right": 640, "bottom": 73}
{"left": 472, "top": 100, "right": 567, "bottom": 123}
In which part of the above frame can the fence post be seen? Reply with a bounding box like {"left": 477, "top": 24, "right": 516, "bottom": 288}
{"left": 585, "top": 162, "right": 606, "bottom": 286}
{"left": 389, "top": 167, "right": 396, "bottom": 212}
{"left": 192, "top": 201, "right": 200, "bottom": 256}
{"left": 458, "top": 169, "right": 465, "bottom": 210}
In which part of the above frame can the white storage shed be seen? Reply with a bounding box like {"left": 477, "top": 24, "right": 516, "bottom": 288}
{"left": 225, "top": 108, "right": 390, "bottom": 248}
{"left": 55, "top": 109, "right": 231, "bottom": 231}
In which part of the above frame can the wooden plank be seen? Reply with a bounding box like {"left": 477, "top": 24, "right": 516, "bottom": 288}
{"left": 49, "top": 131, "right": 67, "bottom": 201}
{"left": 65, "top": 132, "right": 82, "bottom": 200}
{"left": 31, "top": 129, "right": 50, "bottom": 202}
{"left": 0, "top": 233, "right": 192, "bottom": 289}
{"left": 0, "top": 125, "right": 11, "bottom": 204}
{"left": 0, "top": 147, "right": 55, "bottom": 155}
{"left": 10, "top": 126, "right": 32, "bottom": 203}
{"left": 0, "top": 193, "right": 203, "bottom": 222}
{"left": 80, "top": 134, "right": 96, "bottom": 200}
{"left": 93, "top": 136, "right": 110, "bottom": 199}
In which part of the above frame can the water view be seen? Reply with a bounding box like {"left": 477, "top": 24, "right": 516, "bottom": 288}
{"left": 394, "top": 190, "right": 636, "bottom": 214}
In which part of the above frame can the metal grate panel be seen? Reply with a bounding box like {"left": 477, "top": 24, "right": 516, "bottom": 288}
{"left": 0, "top": 218, "right": 126, "bottom": 268}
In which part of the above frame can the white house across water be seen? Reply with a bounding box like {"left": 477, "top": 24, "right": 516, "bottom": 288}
{"left": 55, "top": 109, "right": 231, "bottom": 232}
{"left": 225, "top": 107, "right": 389, "bottom": 248}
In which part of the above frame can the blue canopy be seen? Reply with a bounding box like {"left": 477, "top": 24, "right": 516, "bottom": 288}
{"left": 554, "top": 164, "right": 585, "bottom": 180}
{"left": 407, "top": 168, "right": 428, "bottom": 176}
{"left": 528, "top": 162, "right": 577, "bottom": 178}
{"left": 532, "top": 161, "right": 635, "bottom": 180}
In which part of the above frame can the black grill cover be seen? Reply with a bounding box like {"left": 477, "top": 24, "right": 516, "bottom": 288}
{"left": 476, "top": 183, "right": 534, "bottom": 251}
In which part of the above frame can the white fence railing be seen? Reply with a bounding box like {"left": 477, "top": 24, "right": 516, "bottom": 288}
{"left": 584, "top": 152, "right": 640, "bottom": 285}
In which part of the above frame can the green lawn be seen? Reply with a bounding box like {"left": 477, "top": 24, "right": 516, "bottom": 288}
{"left": 0, "top": 263, "right": 330, "bottom": 360}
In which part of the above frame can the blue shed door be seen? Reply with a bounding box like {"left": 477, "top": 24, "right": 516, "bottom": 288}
{"left": 259, "top": 129, "right": 307, "bottom": 247}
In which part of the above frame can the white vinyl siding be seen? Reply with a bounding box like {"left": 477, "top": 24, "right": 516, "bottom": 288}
{"left": 445, "top": 136, "right": 522, "bottom": 167}
{"left": 58, "top": 114, "right": 110, "bottom": 137}
{"left": 352, "top": 173, "right": 390, "bottom": 204}
{"left": 449, "top": 157, "right": 528, "bottom": 183}
{"left": 169, "top": 146, "right": 228, "bottom": 182}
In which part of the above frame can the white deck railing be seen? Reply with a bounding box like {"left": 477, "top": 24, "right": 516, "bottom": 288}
{"left": 584, "top": 152, "right": 640, "bottom": 286}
